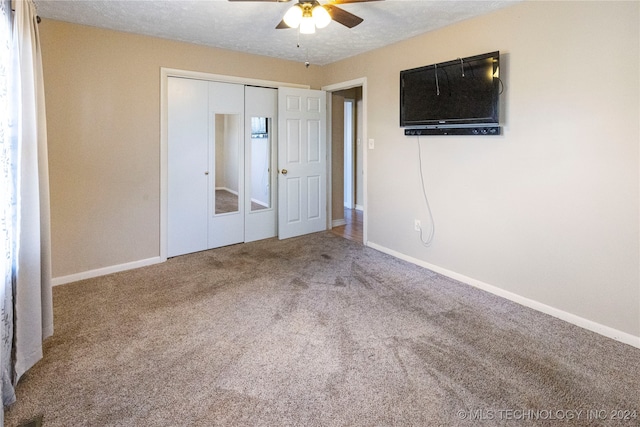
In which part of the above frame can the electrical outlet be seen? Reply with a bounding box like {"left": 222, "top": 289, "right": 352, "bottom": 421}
{"left": 414, "top": 219, "right": 421, "bottom": 231}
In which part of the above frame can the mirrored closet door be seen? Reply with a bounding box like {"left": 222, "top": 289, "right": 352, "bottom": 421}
{"left": 167, "top": 78, "right": 277, "bottom": 257}
{"left": 245, "top": 86, "right": 278, "bottom": 243}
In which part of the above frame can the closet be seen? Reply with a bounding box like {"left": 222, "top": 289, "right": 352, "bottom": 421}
{"left": 167, "top": 78, "right": 278, "bottom": 257}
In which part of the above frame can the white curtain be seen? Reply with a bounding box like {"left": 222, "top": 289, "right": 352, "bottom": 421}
{"left": 1, "top": 0, "right": 53, "bottom": 417}
{"left": 13, "top": 0, "right": 53, "bottom": 379}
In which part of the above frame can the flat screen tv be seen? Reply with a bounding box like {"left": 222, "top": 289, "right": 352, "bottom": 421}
{"left": 400, "top": 51, "right": 500, "bottom": 128}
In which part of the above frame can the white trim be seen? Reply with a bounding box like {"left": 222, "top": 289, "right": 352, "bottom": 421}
{"left": 160, "top": 68, "right": 310, "bottom": 260}
{"left": 250, "top": 198, "right": 269, "bottom": 208}
{"left": 216, "top": 187, "right": 239, "bottom": 196}
{"left": 322, "top": 78, "right": 366, "bottom": 93}
{"left": 161, "top": 68, "right": 310, "bottom": 90}
{"left": 344, "top": 98, "right": 356, "bottom": 211}
{"left": 367, "top": 241, "right": 640, "bottom": 350}
{"left": 160, "top": 69, "right": 169, "bottom": 261}
{"left": 355, "top": 204, "right": 364, "bottom": 211}
{"left": 325, "top": 92, "right": 332, "bottom": 231}
{"left": 322, "top": 77, "right": 368, "bottom": 246}
{"left": 332, "top": 219, "right": 347, "bottom": 227}
{"left": 52, "top": 257, "right": 164, "bottom": 287}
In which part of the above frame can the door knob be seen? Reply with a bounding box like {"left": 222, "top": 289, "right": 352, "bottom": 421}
{"left": 281, "top": 169, "right": 288, "bottom": 175}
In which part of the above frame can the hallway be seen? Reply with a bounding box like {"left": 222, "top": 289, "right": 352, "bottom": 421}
{"left": 330, "top": 208, "right": 363, "bottom": 243}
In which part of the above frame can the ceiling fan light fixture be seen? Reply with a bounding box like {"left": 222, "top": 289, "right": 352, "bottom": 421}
{"left": 312, "top": 5, "right": 331, "bottom": 29}
{"left": 283, "top": 4, "right": 303, "bottom": 28}
{"left": 299, "top": 15, "right": 316, "bottom": 34}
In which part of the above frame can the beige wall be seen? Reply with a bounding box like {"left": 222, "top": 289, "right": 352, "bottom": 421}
{"left": 331, "top": 93, "right": 345, "bottom": 221}
{"left": 323, "top": 1, "right": 640, "bottom": 338}
{"left": 40, "top": 20, "right": 322, "bottom": 277}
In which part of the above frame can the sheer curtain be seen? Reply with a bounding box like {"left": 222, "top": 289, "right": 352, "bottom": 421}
{"left": 1, "top": 0, "right": 53, "bottom": 418}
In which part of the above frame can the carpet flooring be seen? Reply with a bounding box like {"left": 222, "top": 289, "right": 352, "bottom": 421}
{"left": 4, "top": 232, "right": 640, "bottom": 426}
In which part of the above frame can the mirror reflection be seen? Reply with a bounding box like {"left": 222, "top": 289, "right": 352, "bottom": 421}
{"left": 250, "top": 117, "right": 271, "bottom": 212}
{"left": 214, "top": 113, "right": 241, "bottom": 215}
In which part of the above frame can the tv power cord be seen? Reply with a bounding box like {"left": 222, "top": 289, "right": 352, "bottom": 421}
{"left": 417, "top": 136, "right": 435, "bottom": 247}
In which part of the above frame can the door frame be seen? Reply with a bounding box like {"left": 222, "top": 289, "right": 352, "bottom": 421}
{"left": 322, "top": 77, "right": 368, "bottom": 246}
{"left": 160, "top": 67, "right": 309, "bottom": 261}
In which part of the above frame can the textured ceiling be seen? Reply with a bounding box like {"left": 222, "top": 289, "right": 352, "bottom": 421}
{"left": 33, "top": 0, "right": 517, "bottom": 66}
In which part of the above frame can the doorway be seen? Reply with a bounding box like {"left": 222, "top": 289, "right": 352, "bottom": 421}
{"left": 327, "top": 84, "right": 365, "bottom": 244}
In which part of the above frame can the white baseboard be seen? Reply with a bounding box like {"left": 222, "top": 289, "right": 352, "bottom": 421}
{"left": 332, "top": 219, "right": 347, "bottom": 227}
{"left": 52, "top": 256, "right": 164, "bottom": 287}
{"left": 367, "top": 241, "right": 640, "bottom": 349}
{"left": 250, "top": 197, "right": 269, "bottom": 208}
{"left": 215, "top": 187, "right": 238, "bottom": 196}
{"left": 355, "top": 204, "right": 364, "bottom": 211}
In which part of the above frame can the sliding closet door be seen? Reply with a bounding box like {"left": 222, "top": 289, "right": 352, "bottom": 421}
{"left": 245, "top": 86, "right": 278, "bottom": 242}
{"left": 208, "top": 82, "right": 245, "bottom": 248}
{"left": 167, "top": 77, "right": 209, "bottom": 257}
{"left": 168, "top": 79, "right": 245, "bottom": 256}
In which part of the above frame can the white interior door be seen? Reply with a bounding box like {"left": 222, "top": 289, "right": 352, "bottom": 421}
{"left": 167, "top": 77, "right": 209, "bottom": 257}
{"left": 278, "top": 87, "right": 327, "bottom": 240}
{"left": 245, "top": 86, "right": 278, "bottom": 242}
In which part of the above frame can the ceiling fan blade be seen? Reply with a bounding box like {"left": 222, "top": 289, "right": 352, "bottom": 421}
{"left": 323, "top": 4, "right": 363, "bottom": 28}
{"left": 276, "top": 19, "right": 291, "bottom": 29}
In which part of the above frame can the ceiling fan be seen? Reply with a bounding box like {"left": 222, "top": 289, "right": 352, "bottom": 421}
{"left": 229, "top": 0, "right": 382, "bottom": 34}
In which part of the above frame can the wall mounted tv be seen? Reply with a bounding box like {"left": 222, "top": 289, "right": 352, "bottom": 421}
{"left": 400, "top": 51, "right": 501, "bottom": 135}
